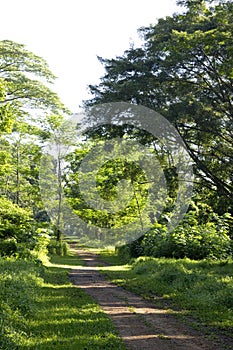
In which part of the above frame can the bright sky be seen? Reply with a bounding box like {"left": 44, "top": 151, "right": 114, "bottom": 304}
{"left": 1, "top": 0, "right": 181, "bottom": 112}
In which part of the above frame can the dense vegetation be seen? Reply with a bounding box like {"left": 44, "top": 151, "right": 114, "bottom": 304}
{"left": 0, "top": 0, "right": 232, "bottom": 260}
{"left": 61, "top": 0, "right": 233, "bottom": 256}
{"left": 0, "top": 39, "right": 69, "bottom": 254}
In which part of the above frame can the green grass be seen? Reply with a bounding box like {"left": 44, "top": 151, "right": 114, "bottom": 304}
{"left": 96, "top": 249, "right": 233, "bottom": 337}
{"left": 0, "top": 258, "right": 44, "bottom": 350}
{"left": 95, "top": 248, "right": 123, "bottom": 266}
{"left": 0, "top": 253, "right": 125, "bottom": 350}
{"left": 48, "top": 248, "right": 85, "bottom": 266}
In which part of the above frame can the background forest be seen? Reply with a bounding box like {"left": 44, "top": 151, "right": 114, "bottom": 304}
{"left": 0, "top": 0, "right": 232, "bottom": 260}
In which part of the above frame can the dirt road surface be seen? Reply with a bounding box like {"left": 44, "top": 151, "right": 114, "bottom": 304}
{"left": 69, "top": 249, "right": 231, "bottom": 350}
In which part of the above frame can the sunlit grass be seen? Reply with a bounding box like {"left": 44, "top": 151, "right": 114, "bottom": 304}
{"left": 0, "top": 253, "right": 125, "bottom": 350}
{"left": 97, "top": 251, "right": 233, "bottom": 337}
{"left": 46, "top": 249, "right": 85, "bottom": 269}
{"left": 90, "top": 247, "right": 125, "bottom": 266}
{"left": 20, "top": 260, "right": 125, "bottom": 349}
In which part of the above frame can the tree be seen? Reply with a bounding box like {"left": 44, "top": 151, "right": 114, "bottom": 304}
{"left": 84, "top": 0, "right": 233, "bottom": 217}
{"left": 0, "top": 40, "right": 70, "bottom": 246}
{"left": 0, "top": 40, "right": 66, "bottom": 116}
{"left": 0, "top": 40, "right": 68, "bottom": 198}
{"left": 63, "top": 130, "right": 171, "bottom": 247}
{"left": 39, "top": 114, "right": 79, "bottom": 242}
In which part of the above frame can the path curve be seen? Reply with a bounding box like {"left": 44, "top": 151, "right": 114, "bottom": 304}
{"left": 69, "top": 249, "right": 226, "bottom": 350}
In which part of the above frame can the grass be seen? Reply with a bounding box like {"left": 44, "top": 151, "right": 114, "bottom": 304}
{"left": 95, "top": 248, "right": 233, "bottom": 337}
{"left": 48, "top": 248, "right": 85, "bottom": 267}
{"left": 94, "top": 247, "right": 122, "bottom": 266}
{"left": 0, "top": 252, "right": 125, "bottom": 350}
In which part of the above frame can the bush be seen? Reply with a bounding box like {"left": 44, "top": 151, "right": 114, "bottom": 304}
{"left": 115, "top": 236, "right": 145, "bottom": 263}
{"left": 115, "top": 244, "right": 131, "bottom": 263}
{"left": 141, "top": 224, "right": 167, "bottom": 256}
{"left": 0, "top": 197, "right": 51, "bottom": 260}
{"left": 48, "top": 240, "right": 69, "bottom": 256}
{"left": 117, "top": 216, "right": 232, "bottom": 261}
{"left": 0, "top": 238, "right": 17, "bottom": 256}
{"left": 0, "top": 197, "right": 33, "bottom": 241}
{"left": 31, "top": 228, "right": 50, "bottom": 262}
{"left": 141, "top": 222, "right": 232, "bottom": 260}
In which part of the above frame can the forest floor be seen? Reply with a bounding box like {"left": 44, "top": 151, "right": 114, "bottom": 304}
{"left": 69, "top": 247, "right": 232, "bottom": 350}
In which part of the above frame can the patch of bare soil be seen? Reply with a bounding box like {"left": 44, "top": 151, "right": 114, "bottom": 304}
{"left": 69, "top": 249, "right": 231, "bottom": 350}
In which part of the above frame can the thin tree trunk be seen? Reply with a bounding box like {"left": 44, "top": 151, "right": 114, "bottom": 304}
{"left": 57, "top": 151, "right": 62, "bottom": 242}
{"left": 16, "top": 142, "right": 20, "bottom": 205}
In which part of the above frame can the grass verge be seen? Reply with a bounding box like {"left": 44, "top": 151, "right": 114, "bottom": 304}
{"left": 96, "top": 249, "right": 233, "bottom": 337}
{"left": 0, "top": 253, "right": 125, "bottom": 350}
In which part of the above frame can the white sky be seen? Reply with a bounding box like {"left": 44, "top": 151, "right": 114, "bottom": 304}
{"left": 1, "top": 0, "right": 181, "bottom": 112}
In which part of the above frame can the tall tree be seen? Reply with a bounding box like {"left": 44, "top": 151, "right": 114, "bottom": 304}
{"left": 0, "top": 40, "right": 70, "bottom": 242}
{"left": 84, "top": 0, "right": 233, "bottom": 216}
{"left": 39, "top": 114, "right": 78, "bottom": 241}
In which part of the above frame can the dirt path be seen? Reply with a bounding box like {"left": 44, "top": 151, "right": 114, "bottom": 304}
{"left": 69, "top": 249, "right": 228, "bottom": 350}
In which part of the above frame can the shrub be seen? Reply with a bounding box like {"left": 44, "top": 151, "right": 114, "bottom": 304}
{"left": 127, "top": 235, "right": 144, "bottom": 258}
{"left": 115, "top": 236, "right": 145, "bottom": 263}
{"left": 0, "top": 198, "right": 51, "bottom": 260}
{"left": 115, "top": 244, "right": 131, "bottom": 263}
{"left": 31, "top": 228, "right": 50, "bottom": 261}
{"left": 141, "top": 222, "right": 232, "bottom": 260}
{"left": 141, "top": 224, "right": 167, "bottom": 257}
{"left": 48, "top": 240, "right": 69, "bottom": 256}
{"left": 0, "top": 197, "right": 33, "bottom": 241}
{"left": 0, "top": 238, "right": 17, "bottom": 256}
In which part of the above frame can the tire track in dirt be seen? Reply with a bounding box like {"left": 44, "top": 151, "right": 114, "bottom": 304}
{"left": 69, "top": 249, "right": 227, "bottom": 350}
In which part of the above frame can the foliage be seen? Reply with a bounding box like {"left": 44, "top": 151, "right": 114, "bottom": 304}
{"left": 115, "top": 235, "right": 144, "bottom": 263}
{"left": 79, "top": 0, "right": 233, "bottom": 258}
{"left": 39, "top": 114, "right": 78, "bottom": 242}
{"left": 0, "top": 40, "right": 69, "bottom": 244}
{"left": 0, "top": 238, "right": 17, "bottom": 257}
{"left": 117, "top": 210, "right": 232, "bottom": 261}
{"left": 115, "top": 245, "right": 132, "bottom": 264}
{"left": 65, "top": 145, "right": 150, "bottom": 232}
{"left": 0, "top": 198, "right": 52, "bottom": 261}
{"left": 141, "top": 221, "right": 231, "bottom": 260}
{"left": 31, "top": 228, "right": 51, "bottom": 262}
{"left": 48, "top": 239, "right": 69, "bottom": 256}
{"left": 0, "top": 197, "right": 33, "bottom": 241}
{"left": 0, "top": 40, "right": 67, "bottom": 115}
{"left": 84, "top": 0, "right": 233, "bottom": 217}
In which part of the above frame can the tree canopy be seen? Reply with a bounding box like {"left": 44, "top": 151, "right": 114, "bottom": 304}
{"left": 0, "top": 3, "right": 233, "bottom": 256}
{"left": 84, "top": 0, "right": 233, "bottom": 217}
